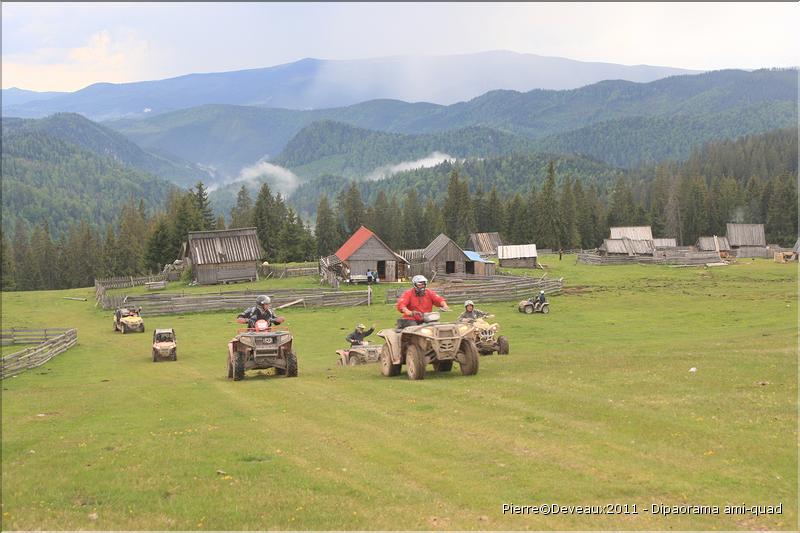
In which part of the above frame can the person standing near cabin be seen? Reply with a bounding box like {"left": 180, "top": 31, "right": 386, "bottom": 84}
{"left": 366, "top": 269, "right": 374, "bottom": 283}
{"left": 396, "top": 275, "right": 449, "bottom": 329}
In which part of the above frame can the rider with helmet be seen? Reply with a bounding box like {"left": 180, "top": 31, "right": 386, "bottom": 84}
{"left": 458, "top": 300, "right": 488, "bottom": 321}
{"left": 346, "top": 323, "right": 375, "bottom": 346}
{"left": 535, "top": 290, "right": 547, "bottom": 308}
{"left": 237, "top": 295, "right": 285, "bottom": 328}
{"left": 396, "top": 275, "right": 449, "bottom": 329}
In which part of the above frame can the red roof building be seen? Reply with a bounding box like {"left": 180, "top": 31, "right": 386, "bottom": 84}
{"left": 329, "top": 226, "right": 408, "bottom": 282}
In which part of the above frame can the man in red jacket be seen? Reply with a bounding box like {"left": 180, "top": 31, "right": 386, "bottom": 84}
{"left": 396, "top": 275, "right": 450, "bottom": 328}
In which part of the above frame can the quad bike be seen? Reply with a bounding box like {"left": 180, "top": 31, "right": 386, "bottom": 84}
{"left": 227, "top": 319, "right": 298, "bottom": 380}
{"left": 336, "top": 342, "right": 382, "bottom": 366}
{"left": 152, "top": 328, "right": 177, "bottom": 362}
{"left": 113, "top": 307, "right": 145, "bottom": 334}
{"left": 377, "top": 312, "right": 479, "bottom": 380}
{"left": 518, "top": 298, "right": 550, "bottom": 314}
{"left": 461, "top": 315, "right": 510, "bottom": 355}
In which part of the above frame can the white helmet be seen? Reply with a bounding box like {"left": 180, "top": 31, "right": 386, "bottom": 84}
{"left": 539, "top": 290, "right": 544, "bottom": 295}
{"left": 464, "top": 300, "right": 474, "bottom": 308}
{"left": 412, "top": 275, "right": 428, "bottom": 287}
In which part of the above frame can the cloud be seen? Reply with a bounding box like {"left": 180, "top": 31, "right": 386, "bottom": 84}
{"left": 2, "top": 30, "right": 151, "bottom": 91}
{"left": 210, "top": 160, "right": 301, "bottom": 195}
{"left": 364, "top": 152, "right": 459, "bottom": 181}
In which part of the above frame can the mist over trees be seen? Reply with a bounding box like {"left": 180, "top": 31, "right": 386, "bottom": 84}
{"left": 2, "top": 128, "right": 796, "bottom": 291}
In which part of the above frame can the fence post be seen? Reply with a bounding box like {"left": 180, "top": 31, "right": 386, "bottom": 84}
{"left": 367, "top": 286, "right": 372, "bottom": 306}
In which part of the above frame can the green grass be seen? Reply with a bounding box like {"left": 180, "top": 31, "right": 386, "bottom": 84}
{"left": 2, "top": 256, "right": 797, "bottom": 530}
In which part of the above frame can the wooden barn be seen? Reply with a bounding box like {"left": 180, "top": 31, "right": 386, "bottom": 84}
{"left": 466, "top": 232, "right": 503, "bottom": 256}
{"left": 696, "top": 236, "right": 731, "bottom": 256}
{"left": 610, "top": 226, "right": 654, "bottom": 241}
{"left": 464, "top": 250, "right": 496, "bottom": 276}
{"left": 423, "top": 234, "right": 471, "bottom": 275}
{"left": 726, "top": 223, "right": 768, "bottom": 258}
{"left": 497, "top": 244, "right": 538, "bottom": 267}
{"left": 184, "top": 228, "right": 263, "bottom": 285}
{"left": 599, "top": 239, "right": 655, "bottom": 256}
{"left": 653, "top": 238, "right": 678, "bottom": 249}
{"left": 324, "top": 226, "right": 408, "bottom": 283}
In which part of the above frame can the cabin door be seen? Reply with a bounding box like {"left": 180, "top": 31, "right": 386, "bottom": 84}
{"left": 377, "top": 261, "right": 386, "bottom": 280}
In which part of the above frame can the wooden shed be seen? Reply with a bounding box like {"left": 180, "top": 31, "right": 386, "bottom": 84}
{"left": 653, "top": 238, "right": 677, "bottom": 249}
{"left": 497, "top": 244, "right": 538, "bottom": 267}
{"left": 423, "top": 234, "right": 471, "bottom": 275}
{"left": 464, "top": 250, "right": 496, "bottom": 276}
{"left": 466, "top": 232, "right": 503, "bottom": 256}
{"left": 329, "top": 226, "right": 408, "bottom": 282}
{"left": 599, "top": 238, "right": 655, "bottom": 256}
{"left": 184, "top": 228, "right": 263, "bottom": 285}
{"left": 610, "top": 226, "right": 654, "bottom": 240}
{"left": 726, "top": 223, "right": 768, "bottom": 258}
{"left": 696, "top": 236, "right": 731, "bottom": 253}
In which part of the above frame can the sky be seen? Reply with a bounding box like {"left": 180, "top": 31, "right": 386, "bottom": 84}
{"left": 2, "top": 2, "right": 798, "bottom": 92}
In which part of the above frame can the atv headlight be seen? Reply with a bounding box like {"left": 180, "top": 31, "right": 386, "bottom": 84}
{"left": 419, "top": 328, "right": 433, "bottom": 336}
{"left": 458, "top": 324, "right": 471, "bottom": 334}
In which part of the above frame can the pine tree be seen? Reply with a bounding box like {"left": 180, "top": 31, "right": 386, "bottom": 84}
{"left": 1, "top": 231, "right": 16, "bottom": 290}
{"left": 587, "top": 184, "right": 607, "bottom": 248}
{"left": 678, "top": 175, "right": 710, "bottom": 245}
{"left": 193, "top": 181, "right": 216, "bottom": 230}
{"left": 443, "top": 170, "right": 462, "bottom": 240}
{"left": 472, "top": 185, "right": 487, "bottom": 233}
{"left": 766, "top": 172, "right": 798, "bottom": 245}
{"left": 421, "top": 199, "right": 444, "bottom": 245}
{"left": 522, "top": 183, "right": 538, "bottom": 244}
{"left": 343, "top": 182, "right": 365, "bottom": 235}
{"left": 485, "top": 186, "right": 505, "bottom": 235}
{"left": 116, "top": 199, "right": 148, "bottom": 275}
{"left": 30, "top": 221, "right": 58, "bottom": 289}
{"left": 216, "top": 215, "right": 226, "bottom": 230}
{"left": 315, "top": 196, "right": 341, "bottom": 257}
{"left": 13, "top": 220, "right": 40, "bottom": 290}
{"left": 386, "top": 195, "right": 402, "bottom": 250}
{"left": 606, "top": 175, "right": 636, "bottom": 229}
{"left": 573, "top": 180, "right": 592, "bottom": 249}
{"left": 370, "top": 190, "right": 393, "bottom": 244}
{"left": 100, "top": 224, "right": 121, "bottom": 278}
{"left": 504, "top": 194, "right": 526, "bottom": 245}
{"left": 144, "top": 216, "right": 173, "bottom": 274}
{"left": 230, "top": 185, "right": 254, "bottom": 229}
{"left": 536, "top": 161, "right": 561, "bottom": 249}
{"left": 253, "top": 184, "right": 278, "bottom": 260}
{"left": 559, "top": 177, "right": 580, "bottom": 249}
{"left": 400, "top": 189, "right": 424, "bottom": 249}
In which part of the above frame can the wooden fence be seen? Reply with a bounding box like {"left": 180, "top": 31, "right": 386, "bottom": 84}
{"left": 384, "top": 274, "right": 563, "bottom": 304}
{"left": 1, "top": 328, "right": 78, "bottom": 379}
{"left": 260, "top": 263, "right": 319, "bottom": 279}
{"left": 102, "top": 287, "right": 373, "bottom": 315}
{"left": 95, "top": 274, "right": 167, "bottom": 290}
{"left": 577, "top": 250, "right": 724, "bottom": 266}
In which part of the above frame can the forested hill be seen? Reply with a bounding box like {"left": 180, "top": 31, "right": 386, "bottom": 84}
{"left": 2, "top": 113, "right": 212, "bottom": 187}
{"left": 1, "top": 127, "right": 176, "bottom": 236}
{"left": 273, "top": 120, "right": 535, "bottom": 178}
{"left": 288, "top": 152, "right": 623, "bottom": 217}
{"left": 107, "top": 68, "right": 797, "bottom": 178}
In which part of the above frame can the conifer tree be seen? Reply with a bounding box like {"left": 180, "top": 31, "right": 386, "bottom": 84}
{"left": 144, "top": 216, "right": 173, "bottom": 274}
{"left": 485, "top": 186, "right": 505, "bottom": 235}
{"left": 193, "top": 181, "right": 216, "bottom": 230}
{"left": 536, "top": 161, "right": 561, "bottom": 249}
{"left": 559, "top": 177, "right": 580, "bottom": 249}
{"left": 315, "top": 195, "right": 340, "bottom": 257}
{"left": 401, "top": 189, "right": 424, "bottom": 249}
{"left": 766, "top": 172, "right": 798, "bottom": 245}
{"left": 343, "top": 182, "right": 365, "bottom": 234}
{"left": 230, "top": 185, "right": 254, "bottom": 229}
{"left": 504, "top": 194, "right": 526, "bottom": 245}
{"left": 1, "top": 231, "right": 16, "bottom": 290}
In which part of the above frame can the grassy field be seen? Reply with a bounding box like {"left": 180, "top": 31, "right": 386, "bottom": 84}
{"left": 1, "top": 255, "right": 797, "bottom": 530}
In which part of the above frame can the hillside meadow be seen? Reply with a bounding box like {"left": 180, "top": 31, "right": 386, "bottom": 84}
{"left": 1, "top": 255, "right": 797, "bottom": 530}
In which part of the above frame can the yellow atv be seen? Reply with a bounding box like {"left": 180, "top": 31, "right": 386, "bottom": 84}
{"left": 377, "top": 312, "right": 479, "bottom": 380}
{"left": 462, "top": 315, "right": 510, "bottom": 355}
{"left": 113, "top": 307, "right": 145, "bottom": 334}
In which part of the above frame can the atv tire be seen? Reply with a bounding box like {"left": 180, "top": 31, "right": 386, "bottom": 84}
{"left": 541, "top": 305, "right": 550, "bottom": 314}
{"left": 458, "top": 340, "right": 479, "bottom": 376}
{"left": 348, "top": 354, "right": 360, "bottom": 366}
{"left": 380, "top": 345, "right": 401, "bottom": 377}
{"left": 524, "top": 305, "right": 534, "bottom": 314}
{"left": 152, "top": 349, "right": 158, "bottom": 363}
{"left": 433, "top": 360, "right": 453, "bottom": 372}
{"left": 498, "top": 336, "right": 510, "bottom": 355}
{"left": 227, "top": 356, "right": 233, "bottom": 379}
{"left": 405, "top": 344, "right": 425, "bottom": 380}
{"left": 286, "top": 351, "right": 298, "bottom": 377}
{"left": 171, "top": 350, "right": 177, "bottom": 362}
{"left": 233, "top": 351, "right": 245, "bottom": 381}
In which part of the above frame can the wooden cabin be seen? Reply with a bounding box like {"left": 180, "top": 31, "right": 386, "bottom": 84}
{"left": 184, "top": 228, "right": 263, "bottom": 285}
{"left": 325, "top": 226, "right": 408, "bottom": 283}
{"left": 726, "top": 223, "right": 768, "bottom": 258}
{"left": 497, "top": 244, "right": 538, "bottom": 267}
{"left": 466, "top": 232, "right": 503, "bottom": 256}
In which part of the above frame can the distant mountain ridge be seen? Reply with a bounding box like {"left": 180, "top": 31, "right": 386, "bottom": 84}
{"left": 106, "top": 69, "right": 798, "bottom": 177}
{"left": 1, "top": 51, "right": 698, "bottom": 120}
{"left": 2, "top": 113, "right": 213, "bottom": 187}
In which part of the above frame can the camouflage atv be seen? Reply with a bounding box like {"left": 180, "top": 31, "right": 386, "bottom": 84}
{"left": 335, "top": 343, "right": 382, "bottom": 366}
{"left": 152, "top": 328, "right": 177, "bottom": 362}
{"left": 462, "top": 315, "right": 510, "bottom": 355}
{"left": 113, "top": 307, "right": 145, "bottom": 334}
{"left": 227, "top": 319, "right": 298, "bottom": 380}
{"left": 377, "top": 312, "right": 479, "bottom": 380}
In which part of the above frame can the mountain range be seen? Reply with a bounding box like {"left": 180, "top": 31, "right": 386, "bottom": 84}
{"left": 105, "top": 68, "right": 797, "bottom": 178}
{"left": 1, "top": 51, "right": 698, "bottom": 120}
